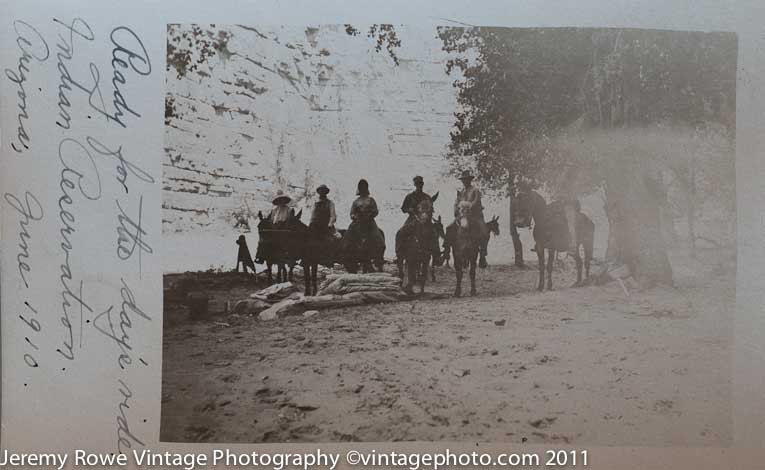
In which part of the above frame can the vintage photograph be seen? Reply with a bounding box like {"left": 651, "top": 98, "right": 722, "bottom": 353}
{"left": 160, "top": 24, "right": 737, "bottom": 444}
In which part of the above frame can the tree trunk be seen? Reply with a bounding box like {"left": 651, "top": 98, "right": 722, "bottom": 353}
{"left": 508, "top": 195, "right": 524, "bottom": 266}
{"left": 688, "top": 163, "right": 697, "bottom": 258}
{"left": 603, "top": 154, "right": 674, "bottom": 288}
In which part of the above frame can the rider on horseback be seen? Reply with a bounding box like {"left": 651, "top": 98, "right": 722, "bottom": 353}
{"left": 269, "top": 189, "right": 292, "bottom": 226}
{"left": 309, "top": 184, "right": 338, "bottom": 240}
{"left": 346, "top": 179, "right": 385, "bottom": 254}
{"left": 398, "top": 175, "right": 442, "bottom": 264}
{"left": 453, "top": 170, "right": 489, "bottom": 268}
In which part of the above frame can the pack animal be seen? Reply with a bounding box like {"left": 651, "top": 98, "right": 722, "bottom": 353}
{"left": 396, "top": 193, "right": 439, "bottom": 294}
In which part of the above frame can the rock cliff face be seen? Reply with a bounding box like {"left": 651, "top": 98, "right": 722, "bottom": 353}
{"left": 163, "top": 24, "right": 608, "bottom": 272}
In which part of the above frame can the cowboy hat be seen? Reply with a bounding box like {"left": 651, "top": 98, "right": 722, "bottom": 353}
{"left": 272, "top": 189, "right": 291, "bottom": 205}
{"left": 413, "top": 175, "right": 424, "bottom": 184}
{"left": 458, "top": 170, "right": 474, "bottom": 181}
{"left": 316, "top": 184, "right": 330, "bottom": 195}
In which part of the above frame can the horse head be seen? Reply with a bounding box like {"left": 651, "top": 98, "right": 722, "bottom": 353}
{"left": 512, "top": 190, "right": 543, "bottom": 228}
{"left": 415, "top": 196, "right": 435, "bottom": 224}
{"left": 432, "top": 215, "right": 445, "bottom": 239}
{"left": 456, "top": 201, "right": 472, "bottom": 229}
{"left": 487, "top": 215, "right": 500, "bottom": 236}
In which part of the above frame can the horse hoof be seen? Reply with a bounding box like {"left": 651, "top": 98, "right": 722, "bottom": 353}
{"left": 454, "top": 291, "right": 461, "bottom": 298}
{"left": 470, "top": 290, "right": 477, "bottom": 297}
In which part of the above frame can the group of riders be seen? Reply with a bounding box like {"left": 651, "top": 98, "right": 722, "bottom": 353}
{"left": 252, "top": 170, "right": 490, "bottom": 270}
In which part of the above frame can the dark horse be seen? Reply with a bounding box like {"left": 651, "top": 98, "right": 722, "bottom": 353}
{"left": 443, "top": 214, "right": 499, "bottom": 269}
{"left": 445, "top": 201, "right": 482, "bottom": 296}
{"left": 300, "top": 224, "right": 344, "bottom": 296}
{"left": 254, "top": 209, "right": 303, "bottom": 284}
{"left": 396, "top": 193, "right": 439, "bottom": 294}
{"left": 429, "top": 215, "right": 446, "bottom": 281}
{"left": 513, "top": 190, "right": 595, "bottom": 290}
{"left": 341, "top": 221, "right": 386, "bottom": 274}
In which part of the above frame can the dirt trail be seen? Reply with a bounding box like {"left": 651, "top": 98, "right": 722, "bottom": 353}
{"left": 160, "top": 248, "right": 733, "bottom": 445}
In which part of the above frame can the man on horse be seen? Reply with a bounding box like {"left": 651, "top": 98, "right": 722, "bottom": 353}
{"left": 346, "top": 179, "right": 385, "bottom": 254}
{"left": 454, "top": 170, "right": 489, "bottom": 268}
{"left": 398, "top": 175, "right": 441, "bottom": 264}
{"left": 309, "top": 184, "right": 338, "bottom": 240}
{"left": 269, "top": 189, "right": 292, "bottom": 226}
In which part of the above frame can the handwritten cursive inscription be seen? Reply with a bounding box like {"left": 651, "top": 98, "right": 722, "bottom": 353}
{"left": 57, "top": 138, "right": 102, "bottom": 360}
{"left": 53, "top": 17, "right": 97, "bottom": 130}
{"left": 116, "top": 197, "right": 152, "bottom": 276}
{"left": 20, "top": 302, "right": 41, "bottom": 368}
{"left": 117, "top": 379, "right": 145, "bottom": 453}
{"left": 4, "top": 20, "right": 49, "bottom": 153}
{"left": 93, "top": 279, "right": 151, "bottom": 369}
{"left": 86, "top": 136, "right": 154, "bottom": 194}
{"left": 4, "top": 191, "right": 44, "bottom": 288}
{"left": 96, "top": 26, "right": 152, "bottom": 129}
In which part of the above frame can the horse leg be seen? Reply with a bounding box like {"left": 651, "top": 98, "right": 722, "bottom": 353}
{"left": 585, "top": 243, "right": 593, "bottom": 279}
{"left": 454, "top": 254, "right": 463, "bottom": 297}
{"left": 536, "top": 243, "right": 545, "bottom": 291}
{"left": 430, "top": 255, "right": 436, "bottom": 282}
{"left": 303, "top": 262, "right": 311, "bottom": 295}
{"left": 419, "top": 259, "right": 427, "bottom": 294}
{"left": 312, "top": 263, "right": 319, "bottom": 295}
{"left": 267, "top": 262, "right": 273, "bottom": 285}
{"left": 546, "top": 249, "right": 555, "bottom": 290}
{"left": 397, "top": 257, "right": 405, "bottom": 284}
{"left": 573, "top": 247, "right": 583, "bottom": 287}
{"left": 405, "top": 258, "right": 417, "bottom": 295}
{"left": 288, "top": 263, "right": 295, "bottom": 283}
{"left": 469, "top": 251, "right": 478, "bottom": 296}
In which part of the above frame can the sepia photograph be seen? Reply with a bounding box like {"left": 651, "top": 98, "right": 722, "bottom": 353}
{"left": 160, "top": 24, "right": 737, "bottom": 445}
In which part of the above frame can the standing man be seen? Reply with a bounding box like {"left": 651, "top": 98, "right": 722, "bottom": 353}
{"left": 454, "top": 170, "right": 489, "bottom": 267}
{"left": 309, "top": 184, "right": 337, "bottom": 239}
{"left": 398, "top": 175, "right": 441, "bottom": 263}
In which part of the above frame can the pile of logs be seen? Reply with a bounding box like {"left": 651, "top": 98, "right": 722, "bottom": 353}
{"left": 231, "top": 273, "right": 408, "bottom": 321}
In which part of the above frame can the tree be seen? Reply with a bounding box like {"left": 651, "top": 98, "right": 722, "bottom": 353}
{"left": 439, "top": 27, "right": 736, "bottom": 285}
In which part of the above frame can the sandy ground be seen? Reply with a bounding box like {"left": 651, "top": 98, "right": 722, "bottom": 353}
{"left": 160, "top": 247, "right": 733, "bottom": 445}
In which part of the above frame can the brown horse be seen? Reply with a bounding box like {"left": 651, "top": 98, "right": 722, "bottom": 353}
{"left": 429, "top": 215, "right": 446, "bottom": 281}
{"left": 443, "top": 214, "right": 499, "bottom": 269}
{"left": 254, "top": 209, "right": 303, "bottom": 284}
{"left": 396, "top": 193, "right": 439, "bottom": 294}
{"left": 446, "top": 201, "right": 482, "bottom": 297}
{"left": 512, "top": 190, "right": 574, "bottom": 291}
{"left": 341, "top": 221, "right": 386, "bottom": 274}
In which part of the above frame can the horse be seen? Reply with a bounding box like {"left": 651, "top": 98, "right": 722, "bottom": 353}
{"left": 443, "top": 214, "right": 499, "bottom": 269}
{"left": 254, "top": 209, "right": 303, "bottom": 284}
{"left": 300, "top": 224, "right": 344, "bottom": 296}
{"left": 396, "top": 193, "right": 439, "bottom": 294}
{"left": 429, "top": 215, "right": 446, "bottom": 281}
{"left": 512, "top": 189, "right": 574, "bottom": 291}
{"left": 445, "top": 201, "right": 482, "bottom": 297}
{"left": 341, "top": 221, "right": 386, "bottom": 274}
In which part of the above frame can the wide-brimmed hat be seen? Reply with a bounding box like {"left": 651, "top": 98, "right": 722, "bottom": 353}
{"left": 413, "top": 175, "right": 424, "bottom": 184}
{"left": 458, "top": 170, "right": 474, "bottom": 181}
{"left": 272, "top": 189, "right": 291, "bottom": 205}
{"left": 356, "top": 179, "right": 369, "bottom": 195}
{"left": 316, "top": 184, "right": 330, "bottom": 195}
